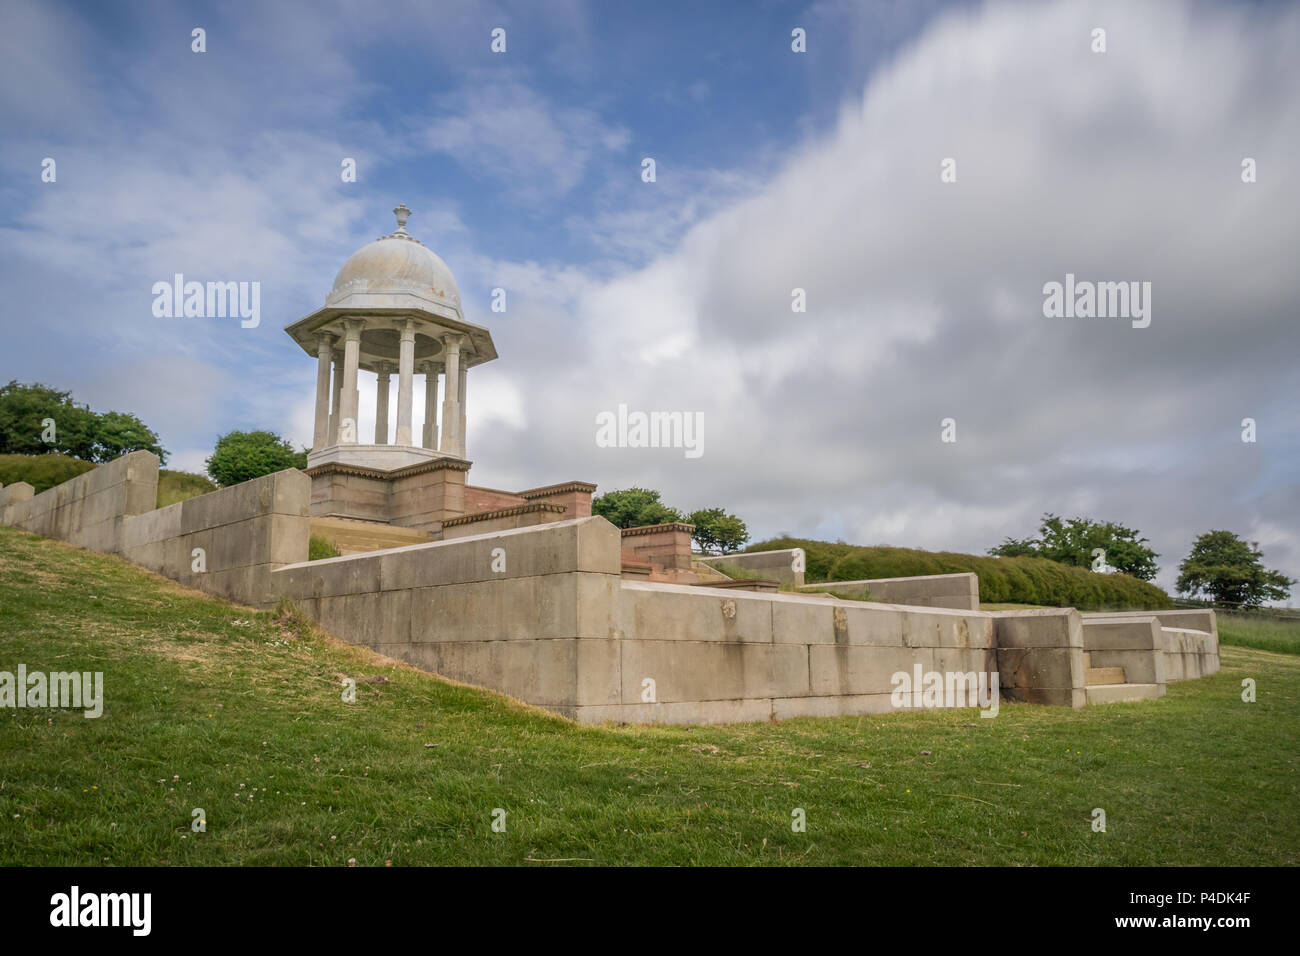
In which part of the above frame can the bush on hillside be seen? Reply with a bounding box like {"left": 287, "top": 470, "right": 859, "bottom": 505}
{"left": 747, "top": 536, "right": 1172, "bottom": 611}
{"left": 206, "top": 431, "right": 307, "bottom": 487}
{"left": 0, "top": 453, "right": 96, "bottom": 494}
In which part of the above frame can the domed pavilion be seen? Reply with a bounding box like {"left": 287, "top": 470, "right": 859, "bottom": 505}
{"left": 283, "top": 204, "right": 594, "bottom": 544}
{"left": 284, "top": 203, "right": 497, "bottom": 470}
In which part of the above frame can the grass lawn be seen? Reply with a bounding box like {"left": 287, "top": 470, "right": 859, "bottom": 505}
{"left": 0, "top": 525, "right": 1296, "bottom": 866}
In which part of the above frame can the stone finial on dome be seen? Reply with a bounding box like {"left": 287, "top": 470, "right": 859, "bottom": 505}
{"left": 393, "top": 203, "right": 412, "bottom": 234}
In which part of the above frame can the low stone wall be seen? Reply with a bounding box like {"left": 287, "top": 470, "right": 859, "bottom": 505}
{"left": 3, "top": 456, "right": 1221, "bottom": 725}
{"left": 0, "top": 481, "right": 35, "bottom": 525}
{"left": 3, "top": 452, "right": 158, "bottom": 553}
{"left": 593, "top": 582, "right": 998, "bottom": 723}
{"left": 518, "top": 481, "right": 596, "bottom": 518}
{"left": 441, "top": 502, "right": 567, "bottom": 540}
{"left": 802, "top": 572, "right": 980, "bottom": 611}
{"left": 1080, "top": 615, "right": 1166, "bottom": 689}
{"left": 621, "top": 523, "right": 697, "bottom": 583}
{"left": 271, "top": 516, "right": 624, "bottom": 717}
{"left": 699, "top": 548, "right": 804, "bottom": 587}
{"left": 992, "top": 609, "right": 1086, "bottom": 707}
{"left": 121, "top": 469, "right": 311, "bottom": 606}
{"left": 463, "top": 484, "right": 528, "bottom": 514}
{"left": 1084, "top": 610, "right": 1219, "bottom": 683}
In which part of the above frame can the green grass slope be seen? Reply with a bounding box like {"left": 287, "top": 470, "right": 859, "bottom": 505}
{"left": 0, "top": 526, "right": 1295, "bottom": 866}
{"left": 157, "top": 469, "right": 217, "bottom": 508}
{"left": 750, "top": 536, "right": 1172, "bottom": 611}
{"left": 0, "top": 453, "right": 214, "bottom": 508}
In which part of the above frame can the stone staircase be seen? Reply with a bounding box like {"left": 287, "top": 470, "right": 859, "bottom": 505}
{"left": 1082, "top": 651, "right": 1162, "bottom": 704}
{"left": 310, "top": 516, "right": 432, "bottom": 555}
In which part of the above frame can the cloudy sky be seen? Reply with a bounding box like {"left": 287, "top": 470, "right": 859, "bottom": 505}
{"left": 2, "top": 0, "right": 1297, "bottom": 597}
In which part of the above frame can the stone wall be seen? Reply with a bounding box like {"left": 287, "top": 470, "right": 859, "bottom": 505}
{"left": 518, "top": 481, "right": 596, "bottom": 519}
{"left": 698, "top": 548, "right": 804, "bottom": 587}
{"left": 992, "top": 609, "right": 1086, "bottom": 707}
{"left": 592, "top": 581, "right": 998, "bottom": 723}
{"left": 1083, "top": 610, "right": 1220, "bottom": 682}
{"left": 441, "top": 502, "right": 567, "bottom": 539}
{"left": 3, "top": 451, "right": 158, "bottom": 554}
{"left": 621, "top": 523, "right": 697, "bottom": 583}
{"left": 463, "top": 484, "right": 528, "bottom": 514}
{"left": 1080, "top": 615, "right": 1166, "bottom": 687}
{"left": 271, "top": 516, "right": 624, "bottom": 717}
{"left": 121, "top": 469, "right": 311, "bottom": 607}
{"left": 802, "top": 572, "right": 980, "bottom": 611}
{"left": 2, "top": 456, "right": 1222, "bottom": 726}
{"left": 0, "top": 481, "right": 35, "bottom": 525}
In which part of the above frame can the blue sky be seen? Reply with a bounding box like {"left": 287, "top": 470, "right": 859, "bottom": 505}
{"left": 2, "top": 0, "right": 1298, "bottom": 598}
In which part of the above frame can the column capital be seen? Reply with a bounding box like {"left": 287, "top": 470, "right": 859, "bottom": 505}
{"left": 315, "top": 330, "right": 336, "bottom": 352}
{"left": 343, "top": 317, "right": 366, "bottom": 338}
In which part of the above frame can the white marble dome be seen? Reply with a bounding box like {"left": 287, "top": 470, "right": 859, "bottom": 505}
{"left": 326, "top": 205, "right": 461, "bottom": 311}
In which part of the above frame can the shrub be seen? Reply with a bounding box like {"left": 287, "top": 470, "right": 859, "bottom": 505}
{"left": 747, "top": 536, "right": 1172, "bottom": 610}
{"left": 0, "top": 453, "right": 96, "bottom": 494}
{"left": 206, "top": 431, "right": 307, "bottom": 487}
{"left": 309, "top": 535, "right": 340, "bottom": 561}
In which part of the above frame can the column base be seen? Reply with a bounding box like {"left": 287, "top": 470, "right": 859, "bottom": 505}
{"left": 307, "top": 444, "right": 463, "bottom": 471}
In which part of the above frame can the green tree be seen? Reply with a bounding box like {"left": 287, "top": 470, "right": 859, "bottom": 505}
{"left": 206, "top": 430, "right": 307, "bottom": 487}
{"left": 1175, "top": 530, "right": 1293, "bottom": 608}
{"left": 687, "top": 507, "right": 749, "bottom": 555}
{"left": 93, "top": 410, "right": 167, "bottom": 464}
{"left": 0, "top": 381, "right": 99, "bottom": 459}
{"left": 989, "top": 513, "right": 1159, "bottom": 581}
{"left": 592, "top": 488, "right": 682, "bottom": 529}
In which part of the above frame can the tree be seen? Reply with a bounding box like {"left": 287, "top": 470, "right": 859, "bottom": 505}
{"left": 687, "top": 507, "right": 749, "bottom": 555}
{"left": 0, "top": 381, "right": 168, "bottom": 463}
{"left": 206, "top": 430, "right": 308, "bottom": 487}
{"left": 0, "top": 381, "right": 99, "bottom": 459}
{"left": 591, "top": 488, "right": 682, "bottom": 529}
{"left": 93, "top": 410, "right": 167, "bottom": 464}
{"left": 1175, "top": 530, "right": 1293, "bottom": 608}
{"left": 989, "top": 513, "right": 1159, "bottom": 581}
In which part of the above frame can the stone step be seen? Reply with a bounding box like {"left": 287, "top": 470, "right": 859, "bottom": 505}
{"left": 1085, "top": 683, "right": 1164, "bottom": 705}
{"left": 310, "top": 517, "right": 432, "bottom": 555}
{"left": 1085, "top": 665, "right": 1126, "bottom": 686}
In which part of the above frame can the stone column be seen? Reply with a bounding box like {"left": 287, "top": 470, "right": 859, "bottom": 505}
{"left": 312, "top": 332, "right": 334, "bottom": 450}
{"left": 339, "top": 319, "right": 364, "bottom": 444}
{"left": 396, "top": 320, "right": 416, "bottom": 446}
{"left": 328, "top": 354, "right": 343, "bottom": 445}
{"left": 421, "top": 361, "right": 441, "bottom": 449}
{"left": 457, "top": 362, "right": 468, "bottom": 458}
{"left": 439, "top": 335, "right": 462, "bottom": 456}
{"left": 374, "top": 364, "right": 392, "bottom": 445}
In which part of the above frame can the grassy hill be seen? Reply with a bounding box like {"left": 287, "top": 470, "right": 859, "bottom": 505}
{"left": 0, "top": 453, "right": 215, "bottom": 508}
{"left": 1, "top": 525, "right": 1296, "bottom": 866}
{"left": 0, "top": 452, "right": 95, "bottom": 493}
{"left": 750, "top": 536, "right": 1173, "bottom": 611}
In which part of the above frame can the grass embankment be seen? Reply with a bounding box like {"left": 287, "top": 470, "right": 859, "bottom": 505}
{"left": 0, "top": 453, "right": 95, "bottom": 493}
{"left": 0, "top": 526, "right": 1296, "bottom": 865}
{"left": 1217, "top": 611, "right": 1300, "bottom": 655}
{"left": 0, "top": 452, "right": 214, "bottom": 508}
{"left": 750, "top": 537, "right": 1172, "bottom": 611}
